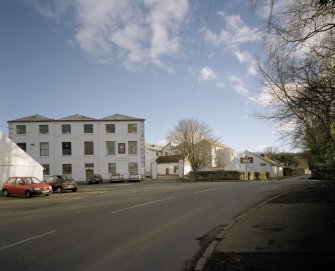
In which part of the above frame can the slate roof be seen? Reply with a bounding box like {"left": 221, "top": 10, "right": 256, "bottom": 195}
{"left": 156, "top": 154, "right": 184, "bottom": 163}
{"left": 8, "top": 114, "right": 144, "bottom": 123}
{"left": 59, "top": 114, "right": 97, "bottom": 121}
{"left": 100, "top": 114, "right": 145, "bottom": 121}
{"left": 146, "top": 143, "right": 164, "bottom": 152}
{"left": 8, "top": 114, "right": 54, "bottom": 122}
{"left": 245, "top": 151, "right": 283, "bottom": 167}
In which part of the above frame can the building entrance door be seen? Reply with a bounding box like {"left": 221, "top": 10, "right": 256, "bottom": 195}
{"left": 86, "top": 169, "right": 94, "bottom": 181}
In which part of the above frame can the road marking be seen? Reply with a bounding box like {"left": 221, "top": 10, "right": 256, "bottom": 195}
{"left": 0, "top": 230, "right": 56, "bottom": 250}
{"left": 111, "top": 197, "right": 175, "bottom": 214}
{"left": 194, "top": 187, "right": 227, "bottom": 194}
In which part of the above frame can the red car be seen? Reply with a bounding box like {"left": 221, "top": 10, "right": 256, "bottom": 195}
{"left": 2, "top": 177, "right": 52, "bottom": 198}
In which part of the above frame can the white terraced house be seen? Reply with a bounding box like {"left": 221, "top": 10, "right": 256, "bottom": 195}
{"left": 7, "top": 114, "right": 145, "bottom": 182}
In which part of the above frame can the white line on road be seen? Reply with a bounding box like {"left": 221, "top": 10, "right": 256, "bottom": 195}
{"left": 0, "top": 230, "right": 56, "bottom": 250}
{"left": 111, "top": 197, "right": 175, "bottom": 215}
{"left": 194, "top": 187, "right": 227, "bottom": 194}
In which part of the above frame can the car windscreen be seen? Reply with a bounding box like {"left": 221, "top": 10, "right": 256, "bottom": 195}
{"left": 24, "top": 177, "right": 42, "bottom": 184}
{"left": 62, "top": 175, "right": 74, "bottom": 181}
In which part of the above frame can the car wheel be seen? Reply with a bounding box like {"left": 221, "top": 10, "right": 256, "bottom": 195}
{"left": 72, "top": 188, "right": 77, "bottom": 192}
{"left": 25, "top": 190, "right": 32, "bottom": 198}
{"left": 3, "top": 189, "right": 9, "bottom": 197}
{"left": 56, "top": 186, "right": 63, "bottom": 193}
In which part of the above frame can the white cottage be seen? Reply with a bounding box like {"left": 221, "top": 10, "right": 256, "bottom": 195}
{"left": 0, "top": 131, "right": 43, "bottom": 187}
{"left": 224, "top": 150, "right": 283, "bottom": 179}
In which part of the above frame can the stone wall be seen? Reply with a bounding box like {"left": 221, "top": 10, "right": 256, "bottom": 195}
{"left": 190, "top": 170, "right": 270, "bottom": 181}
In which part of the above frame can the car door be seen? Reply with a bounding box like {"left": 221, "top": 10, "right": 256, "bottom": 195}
{"left": 5, "top": 178, "right": 17, "bottom": 194}
{"left": 14, "top": 178, "right": 25, "bottom": 195}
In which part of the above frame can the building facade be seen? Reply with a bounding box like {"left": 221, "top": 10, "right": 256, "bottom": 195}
{"left": 224, "top": 150, "right": 284, "bottom": 179}
{"left": 8, "top": 114, "right": 145, "bottom": 182}
{"left": 0, "top": 131, "right": 43, "bottom": 187}
{"left": 198, "top": 141, "right": 237, "bottom": 171}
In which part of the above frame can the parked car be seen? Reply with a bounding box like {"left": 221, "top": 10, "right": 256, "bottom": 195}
{"left": 89, "top": 174, "right": 103, "bottom": 184}
{"left": 45, "top": 175, "right": 78, "bottom": 193}
{"left": 2, "top": 177, "right": 52, "bottom": 198}
{"left": 110, "top": 173, "right": 125, "bottom": 183}
{"left": 129, "top": 174, "right": 141, "bottom": 182}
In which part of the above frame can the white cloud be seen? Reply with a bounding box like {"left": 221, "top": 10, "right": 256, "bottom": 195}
{"left": 228, "top": 75, "right": 250, "bottom": 97}
{"left": 32, "top": 0, "right": 189, "bottom": 71}
{"left": 233, "top": 50, "right": 251, "bottom": 63}
{"left": 205, "top": 14, "right": 261, "bottom": 48}
{"left": 233, "top": 50, "right": 258, "bottom": 76}
{"left": 199, "top": 66, "right": 217, "bottom": 81}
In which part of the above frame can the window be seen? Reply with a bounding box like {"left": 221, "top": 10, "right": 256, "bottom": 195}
{"left": 128, "top": 124, "right": 137, "bottom": 133}
{"left": 108, "top": 163, "right": 116, "bottom": 175}
{"left": 42, "top": 164, "right": 50, "bottom": 175}
{"left": 40, "top": 142, "right": 49, "bottom": 156}
{"left": 39, "top": 125, "right": 49, "bottom": 134}
{"left": 84, "top": 141, "right": 94, "bottom": 155}
{"left": 62, "top": 142, "right": 72, "bottom": 155}
{"left": 128, "top": 162, "right": 138, "bottom": 174}
{"left": 128, "top": 141, "right": 137, "bottom": 154}
{"left": 17, "top": 142, "right": 26, "bottom": 151}
{"left": 16, "top": 125, "right": 26, "bottom": 135}
{"left": 7, "top": 178, "right": 16, "bottom": 185}
{"left": 106, "top": 141, "right": 116, "bottom": 155}
{"left": 85, "top": 163, "right": 94, "bottom": 168}
{"left": 106, "top": 124, "right": 115, "bottom": 133}
{"left": 62, "top": 124, "right": 71, "bottom": 134}
{"left": 62, "top": 164, "right": 72, "bottom": 174}
{"left": 260, "top": 163, "right": 267, "bottom": 166}
{"left": 118, "top": 143, "right": 126, "bottom": 154}
{"left": 84, "top": 124, "right": 93, "bottom": 133}
{"left": 174, "top": 165, "right": 178, "bottom": 173}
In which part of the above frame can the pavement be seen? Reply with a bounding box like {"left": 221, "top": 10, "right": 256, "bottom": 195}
{"left": 195, "top": 180, "right": 335, "bottom": 271}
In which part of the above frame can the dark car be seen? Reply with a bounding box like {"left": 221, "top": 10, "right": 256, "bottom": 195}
{"left": 2, "top": 177, "right": 52, "bottom": 198}
{"left": 45, "top": 175, "right": 78, "bottom": 193}
{"left": 89, "top": 174, "right": 103, "bottom": 184}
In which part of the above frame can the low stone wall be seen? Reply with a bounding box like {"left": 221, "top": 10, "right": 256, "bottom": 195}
{"left": 190, "top": 170, "right": 270, "bottom": 181}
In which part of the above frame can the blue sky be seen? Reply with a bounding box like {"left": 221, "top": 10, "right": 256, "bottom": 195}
{"left": 0, "top": 0, "right": 282, "bottom": 153}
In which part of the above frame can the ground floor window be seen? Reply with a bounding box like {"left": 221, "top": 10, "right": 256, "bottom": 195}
{"left": 42, "top": 164, "right": 50, "bottom": 175}
{"left": 108, "top": 163, "right": 116, "bottom": 175}
{"left": 128, "top": 162, "right": 138, "bottom": 174}
{"left": 62, "top": 164, "right": 72, "bottom": 174}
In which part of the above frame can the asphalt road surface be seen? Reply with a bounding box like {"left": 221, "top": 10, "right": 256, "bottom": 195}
{"left": 0, "top": 177, "right": 314, "bottom": 271}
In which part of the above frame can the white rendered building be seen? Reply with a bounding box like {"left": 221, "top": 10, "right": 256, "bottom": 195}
{"left": 224, "top": 150, "right": 283, "bottom": 178}
{"left": 0, "top": 131, "right": 43, "bottom": 187}
{"left": 7, "top": 114, "right": 145, "bottom": 182}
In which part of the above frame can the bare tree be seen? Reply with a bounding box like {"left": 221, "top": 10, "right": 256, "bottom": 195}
{"left": 256, "top": 0, "right": 335, "bottom": 170}
{"left": 167, "top": 118, "right": 217, "bottom": 176}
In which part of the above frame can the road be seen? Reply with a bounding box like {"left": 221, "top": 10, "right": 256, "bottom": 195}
{"left": 0, "top": 177, "right": 315, "bottom": 271}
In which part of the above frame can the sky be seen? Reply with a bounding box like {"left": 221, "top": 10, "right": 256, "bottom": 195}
{"left": 0, "top": 0, "right": 283, "bottom": 153}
